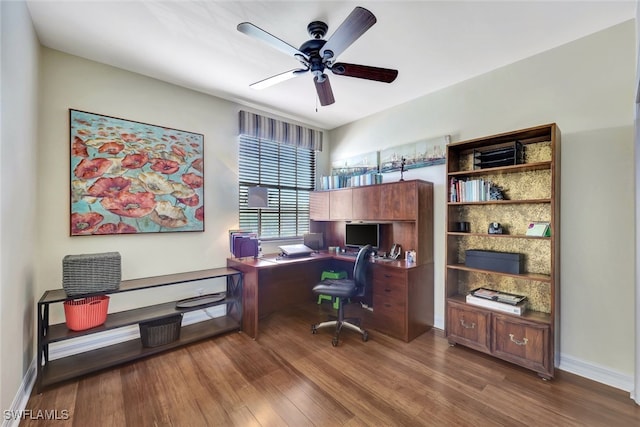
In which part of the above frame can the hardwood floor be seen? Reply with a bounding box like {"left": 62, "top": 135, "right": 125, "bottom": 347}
{"left": 23, "top": 302, "right": 639, "bottom": 426}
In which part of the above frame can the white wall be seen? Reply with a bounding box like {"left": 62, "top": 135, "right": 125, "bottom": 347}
{"left": 330, "top": 21, "right": 636, "bottom": 389}
{"left": 1, "top": 0, "right": 40, "bottom": 416}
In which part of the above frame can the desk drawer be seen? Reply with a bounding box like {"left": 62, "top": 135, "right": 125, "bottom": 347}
{"left": 372, "top": 265, "right": 408, "bottom": 340}
{"left": 372, "top": 267, "right": 407, "bottom": 301}
{"left": 373, "top": 292, "right": 405, "bottom": 314}
{"left": 372, "top": 266, "right": 406, "bottom": 284}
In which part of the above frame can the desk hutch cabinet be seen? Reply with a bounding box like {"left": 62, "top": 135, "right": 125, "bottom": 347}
{"left": 310, "top": 179, "right": 434, "bottom": 342}
{"left": 444, "top": 124, "right": 560, "bottom": 379}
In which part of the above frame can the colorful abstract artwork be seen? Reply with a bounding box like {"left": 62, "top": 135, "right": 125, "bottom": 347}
{"left": 70, "top": 110, "right": 204, "bottom": 236}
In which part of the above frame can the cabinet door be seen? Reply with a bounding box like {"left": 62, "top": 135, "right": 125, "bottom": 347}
{"left": 310, "top": 191, "right": 330, "bottom": 220}
{"left": 352, "top": 186, "right": 380, "bottom": 220}
{"left": 372, "top": 266, "right": 407, "bottom": 340}
{"left": 446, "top": 302, "right": 490, "bottom": 353}
{"left": 380, "top": 181, "right": 416, "bottom": 220}
{"left": 329, "top": 188, "right": 353, "bottom": 220}
{"left": 492, "top": 315, "right": 551, "bottom": 376}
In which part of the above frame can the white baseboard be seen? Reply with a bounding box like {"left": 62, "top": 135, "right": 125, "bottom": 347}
{"left": 434, "top": 314, "right": 444, "bottom": 331}
{"left": 558, "top": 353, "right": 635, "bottom": 398}
{"left": 2, "top": 359, "right": 36, "bottom": 427}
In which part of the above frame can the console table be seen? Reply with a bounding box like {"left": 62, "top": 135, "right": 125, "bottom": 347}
{"left": 36, "top": 267, "right": 242, "bottom": 391}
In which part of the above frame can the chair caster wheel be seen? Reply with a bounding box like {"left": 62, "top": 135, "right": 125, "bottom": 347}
{"left": 311, "top": 325, "right": 317, "bottom": 334}
{"left": 362, "top": 331, "right": 369, "bottom": 342}
{"left": 332, "top": 337, "right": 339, "bottom": 347}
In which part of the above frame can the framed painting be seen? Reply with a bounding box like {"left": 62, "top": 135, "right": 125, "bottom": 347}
{"left": 70, "top": 109, "right": 204, "bottom": 236}
{"left": 380, "top": 135, "right": 450, "bottom": 173}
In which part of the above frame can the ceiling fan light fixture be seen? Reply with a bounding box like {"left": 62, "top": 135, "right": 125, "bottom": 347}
{"left": 238, "top": 6, "right": 398, "bottom": 106}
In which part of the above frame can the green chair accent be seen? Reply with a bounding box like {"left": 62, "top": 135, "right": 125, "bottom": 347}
{"left": 317, "top": 270, "right": 347, "bottom": 309}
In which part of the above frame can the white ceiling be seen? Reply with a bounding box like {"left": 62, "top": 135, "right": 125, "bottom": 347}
{"left": 26, "top": 1, "right": 636, "bottom": 130}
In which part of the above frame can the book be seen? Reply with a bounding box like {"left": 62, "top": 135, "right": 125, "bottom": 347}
{"left": 526, "top": 221, "right": 551, "bottom": 237}
{"left": 466, "top": 294, "right": 527, "bottom": 315}
{"left": 471, "top": 287, "right": 527, "bottom": 305}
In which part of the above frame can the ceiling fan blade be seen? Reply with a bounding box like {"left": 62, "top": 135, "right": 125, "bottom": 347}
{"left": 314, "top": 74, "right": 335, "bottom": 106}
{"left": 320, "top": 6, "right": 376, "bottom": 60}
{"left": 331, "top": 62, "right": 398, "bottom": 83}
{"left": 237, "top": 22, "right": 305, "bottom": 58}
{"left": 250, "top": 68, "right": 306, "bottom": 90}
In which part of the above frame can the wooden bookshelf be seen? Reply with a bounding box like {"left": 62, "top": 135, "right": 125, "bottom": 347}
{"left": 444, "top": 123, "right": 560, "bottom": 379}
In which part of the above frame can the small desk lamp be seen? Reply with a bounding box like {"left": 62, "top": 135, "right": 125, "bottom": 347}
{"left": 247, "top": 186, "right": 269, "bottom": 208}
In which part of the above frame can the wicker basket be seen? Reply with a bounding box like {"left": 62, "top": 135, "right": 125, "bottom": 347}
{"left": 62, "top": 252, "right": 121, "bottom": 296}
{"left": 139, "top": 314, "right": 183, "bottom": 348}
{"left": 63, "top": 295, "right": 110, "bottom": 331}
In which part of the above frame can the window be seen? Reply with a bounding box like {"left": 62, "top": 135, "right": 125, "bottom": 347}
{"left": 238, "top": 136, "right": 316, "bottom": 239}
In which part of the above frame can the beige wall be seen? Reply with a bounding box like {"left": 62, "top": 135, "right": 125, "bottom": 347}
{"left": 1, "top": 0, "right": 40, "bottom": 414}
{"left": 330, "top": 21, "right": 636, "bottom": 385}
{"left": 36, "top": 48, "right": 325, "bottom": 322}
{"left": 37, "top": 48, "right": 240, "bottom": 322}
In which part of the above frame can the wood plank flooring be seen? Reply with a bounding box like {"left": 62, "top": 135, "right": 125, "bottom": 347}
{"left": 22, "top": 302, "right": 639, "bottom": 426}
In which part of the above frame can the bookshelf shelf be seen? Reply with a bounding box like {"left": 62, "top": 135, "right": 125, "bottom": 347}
{"left": 447, "top": 198, "right": 551, "bottom": 206}
{"left": 446, "top": 263, "right": 552, "bottom": 283}
{"left": 445, "top": 123, "right": 560, "bottom": 379}
{"left": 447, "top": 232, "right": 551, "bottom": 240}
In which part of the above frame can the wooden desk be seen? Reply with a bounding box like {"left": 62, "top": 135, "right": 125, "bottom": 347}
{"left": 227, "top": 252, "right": 433, "bottom": 341}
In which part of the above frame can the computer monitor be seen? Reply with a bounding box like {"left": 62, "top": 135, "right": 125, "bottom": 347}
{"left": 345, "top": 223, "right": 379, "bottom": 249}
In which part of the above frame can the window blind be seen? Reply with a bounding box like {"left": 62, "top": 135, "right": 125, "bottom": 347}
{"left": 238, "top": 135, "right": 316, "bottom": 239}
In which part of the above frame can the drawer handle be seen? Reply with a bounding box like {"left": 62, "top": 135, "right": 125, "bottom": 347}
{"left": 460, "top": 318, "right": 475, "bottom": 329}
{"left": 384, "top": 303, "right": 392, "bottom": 308}
{"left": 509, "top": 334, "right": 529, "bottom": 346}
{"left": 384, "top": 274, "right": 392, "bottom": 278}
{"left": 384, "top": 288, "right": 392, "bottom": 293}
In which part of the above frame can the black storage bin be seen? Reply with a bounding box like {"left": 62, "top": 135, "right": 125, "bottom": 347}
{"left": 139, "top": 314, "right": 183, "bottom": 348}
{"left": 465, "top": 250, "right": 524, "bottom": 274}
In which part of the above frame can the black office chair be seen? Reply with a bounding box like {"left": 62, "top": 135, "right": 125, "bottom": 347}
{"left": 311, "top": 244, "right": 373, "bottom": 346}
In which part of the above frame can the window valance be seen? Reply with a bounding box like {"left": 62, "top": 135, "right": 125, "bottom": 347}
{"left": 238, "top": 110, "right": 323, "bottom": 151}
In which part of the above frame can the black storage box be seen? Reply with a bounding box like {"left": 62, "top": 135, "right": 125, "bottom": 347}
{"left": 465, "top": 250, "right": 524, "bottom": 274}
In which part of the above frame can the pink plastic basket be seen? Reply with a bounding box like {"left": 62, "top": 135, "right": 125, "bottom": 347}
{"left": 63, "top": 295, "right": 109, "bottom": 331}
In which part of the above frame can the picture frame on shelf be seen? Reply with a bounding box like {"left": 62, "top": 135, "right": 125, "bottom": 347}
{"left": 525, "top": 221, "right": 551, "bottom": 237}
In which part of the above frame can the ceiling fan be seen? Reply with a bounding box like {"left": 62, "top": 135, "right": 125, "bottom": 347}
{"left": 237, "top": 6, "right": 398, "bottom": 106}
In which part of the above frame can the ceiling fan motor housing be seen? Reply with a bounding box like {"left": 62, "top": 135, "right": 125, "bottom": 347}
{"left": 307, "top": 21, "right": 328, "bottom": 39}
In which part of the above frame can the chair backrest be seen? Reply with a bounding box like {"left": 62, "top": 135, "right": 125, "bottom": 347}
{"left": 352, "top": 244, "right": 373, "bottom": 296}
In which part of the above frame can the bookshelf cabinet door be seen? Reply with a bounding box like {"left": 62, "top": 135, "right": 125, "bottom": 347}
{"left": 446, "top": 303, "right": 490, "bottom": 353}
{"left": 492, "top": 315, "right": 551, "bottom": 376}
